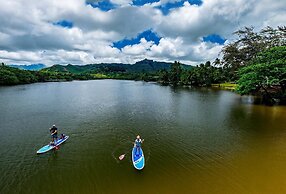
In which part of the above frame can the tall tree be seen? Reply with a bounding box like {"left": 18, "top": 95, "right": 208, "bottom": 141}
{"left": 158, "top": 69, "right": 169, "bottom": 85}
{"left": 169, "top": 61, "right": 182, "bottom": 86}
{"left": 221, "top": 26, "right": 286, "bottom": 71}
{"left": 236, "top": 46, "right": 286, "bottom": 104}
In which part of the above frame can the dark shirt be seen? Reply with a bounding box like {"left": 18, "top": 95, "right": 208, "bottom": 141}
{"left": 50, "top": 126, "right": 58, "bottom": 135}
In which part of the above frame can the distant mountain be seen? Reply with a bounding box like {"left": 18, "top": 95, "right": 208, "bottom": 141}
{"left": 9, "top": 64, "right": 46, "bottom": 71}
{"left": 130, "top": 59, "right": 173, "bottom": 72}
{"left": 42, "top": 59, "right": 192, "bottom": 74}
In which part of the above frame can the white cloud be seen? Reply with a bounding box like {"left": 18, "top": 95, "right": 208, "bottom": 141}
{"left": 122, "top": 38, "right": 154, "bottom": 55}
{"left": 0, "top": 50, "right": 41, "bottom": 63}
{"left": 117, "top": 36, "right": 223, "bottom": 65}
{"left": 150, "top": 37, "right": 186, "bottom": 58}
{"left": 0, "top": 0, "right": 285, "bottom": 66}
{"left": 155, "top": 0, "right": 253, "bottom": 42}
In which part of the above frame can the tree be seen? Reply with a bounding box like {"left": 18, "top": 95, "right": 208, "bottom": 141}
{"left": 180, "top": 70, "right": 191, "bottom": 85}
{"left": 0, "top": 64, "right": 38, "bottom": 85}
{"left": 221, "top": 26, "right": 286, "bottom": 71}
{"left": 0, "top": 69, "right": 19, "bottom": 85}
{"left": 236, "top": 46, "right": 286, "bottom": 104}
{"left": 158, "top": 69, "right": 169, "bottom": 85}
{"left": 186, "top": 61, "right": 224, "bottom": 86}
{"left": 169, "top": 61, "right": 182, "bottom": 86}
{"left": 213, "top": 58, "right": 221, "bottom": 66}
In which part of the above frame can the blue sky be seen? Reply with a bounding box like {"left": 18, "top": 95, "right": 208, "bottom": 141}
{"left": 132, "top": 0, "right": 159, "bottom": 6}
{"left": 155, "top": 0, "right": 202, "bottom": 15}
{"left": 203, "top": 34, "right": 226, "bottom": 45}
{"left": 86, "top": 0, "right": 116, "bottom": 11}
{"left": 0, "top": 0, "right": 285, "bottom": 66}
{"left": 54, "top": 20, "right": 74, "bottom": 29}
{"left": 113, "top": 30, "right": 161, "bottom": 49}
{"left": 86, "top": 0, "right": 203, "bottom": 14}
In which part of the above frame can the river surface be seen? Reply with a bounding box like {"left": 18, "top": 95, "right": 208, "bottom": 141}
{"left": 0, "top": 80, "right": 286, "bottom": 194}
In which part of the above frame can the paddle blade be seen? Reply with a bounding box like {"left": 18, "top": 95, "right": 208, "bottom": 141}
{"left": 119, "top": 154, "right": 125, "bottom": 160}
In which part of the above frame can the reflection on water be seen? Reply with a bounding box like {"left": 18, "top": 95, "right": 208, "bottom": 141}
{"left": 0, "top": 80, "right": 285, "bottom": 194}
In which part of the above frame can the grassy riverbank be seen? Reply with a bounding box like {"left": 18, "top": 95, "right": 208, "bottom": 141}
{"left": 211, "top": 83, "right": 237, "bottom": 90}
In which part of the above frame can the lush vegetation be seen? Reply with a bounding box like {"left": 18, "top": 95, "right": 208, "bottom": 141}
{"left": 42, "top": 59, "right": 192, "bottom": 74}
{"left": 0, "top": 60, "right": 187, "bottom": 85}
{"left": 38, "top": 59, "right": 191, "bottom": 82}
{"left": 0, "top": 63, "right": 38, "bottom": 85}
{"left": 0, "top": 63, "right": 77, "bottom": 85}
{"left": 236, "top": 46, "right": 286, "bottom": 104}
{"left": 221, "top": 26, "right": 286, "bottom": 80}
{"left": 224, "top": 26, "right": 286, "bottom": 104}
{"left": 158, "top": 61, "right": 230, "bottom": 86}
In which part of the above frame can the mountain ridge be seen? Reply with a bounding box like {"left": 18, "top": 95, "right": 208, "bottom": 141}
{"left": 9, "top": 64, "right": 46, "bottom": 71}
{"left": 43, "top": 59, "right": 192, "bottom": 74}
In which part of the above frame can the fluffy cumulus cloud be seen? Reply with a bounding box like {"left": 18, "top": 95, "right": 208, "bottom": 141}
{"left": 0, "top": 0, "right": 285, "bottom": 66}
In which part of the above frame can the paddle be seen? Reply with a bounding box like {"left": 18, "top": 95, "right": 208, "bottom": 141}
{"left": 119, "top": 154, "right": 125, "bottom": 160}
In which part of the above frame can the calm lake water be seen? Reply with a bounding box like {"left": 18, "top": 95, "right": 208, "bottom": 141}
{"left": 0, "top": 80, "right": 286, "bottom": 194}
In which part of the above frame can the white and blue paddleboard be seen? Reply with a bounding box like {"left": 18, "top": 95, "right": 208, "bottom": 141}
{"left": 37, "top": 136, "right": 69, "bottom": 154}
{"left": 132, "top": 147, "right": 145, "bottom": 170}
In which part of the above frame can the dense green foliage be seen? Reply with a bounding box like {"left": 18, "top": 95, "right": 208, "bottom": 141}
{"left": 169, "top": 61, "right": 182, "bottom": 86}
{"left": 221, "top": 26, "right": 285, "bottom": 70}
{"left": 236, "top": 46, "right": 286, "bottom": 103}
{"left": 158, "top": 61, "right": 230, "bottom": 86}
{"left": 0, "top": 60, "right": 182, "bottom": 85}
{"left": 0, "top": 63, "right": 38, "bottom": 85}
{"left": 0, "top": 63, "right": 81, "bottom": 85}
{"left": 217, "top": 26, "right": 286, "bottom": 104}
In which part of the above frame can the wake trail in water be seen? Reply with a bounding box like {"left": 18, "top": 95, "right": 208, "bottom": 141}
{"left": 111, "top": 139, "right": 133, "bottom": 163}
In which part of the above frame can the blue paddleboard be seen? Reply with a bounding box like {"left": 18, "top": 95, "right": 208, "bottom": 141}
{"left": 132, "top": 147, "right": 145, "bottom": 170}
{"left": 37, "top": 136, "right": 69, "bottom": 154}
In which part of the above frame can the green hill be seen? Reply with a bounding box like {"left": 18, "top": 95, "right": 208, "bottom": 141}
{"left": 42, "top": 59, "right": 192, "bottom": 74}
{"left": 1, "top": 60, "right": 194, "bottom": 85}
{"left": 0, "top": 63, "right": 38, "bottom": 85}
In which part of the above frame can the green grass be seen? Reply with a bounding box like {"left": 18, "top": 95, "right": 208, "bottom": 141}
{"left": 211, "top": 83, "right": 237, "bottom": 90}
{"left": 91, "top": 73, "right": 108, "bottom": 79}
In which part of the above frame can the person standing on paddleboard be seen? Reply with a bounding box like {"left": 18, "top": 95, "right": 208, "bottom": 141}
{"left": 50, "top": 125, "right": 58, "bottom": 143}
{"left": 134, "top": 135, "right": 144, "bottom": 155}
